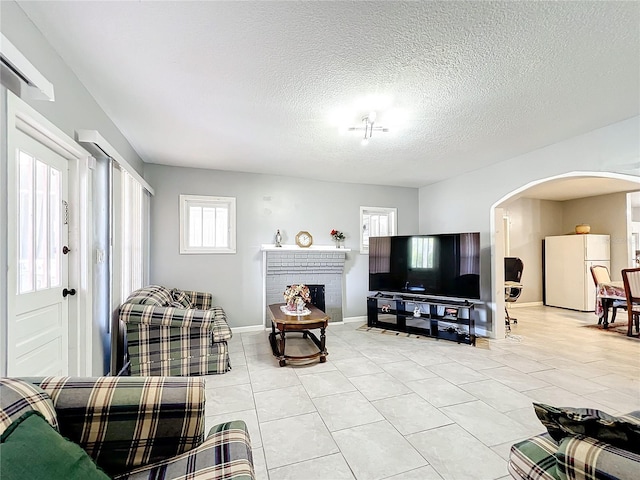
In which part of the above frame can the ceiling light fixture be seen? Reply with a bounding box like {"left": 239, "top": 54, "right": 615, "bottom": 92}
{"left": 348, "top": 111, "right": 389, "bottom": 144}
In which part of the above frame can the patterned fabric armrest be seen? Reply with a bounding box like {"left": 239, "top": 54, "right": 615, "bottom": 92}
{"left": 114, "top": 420, "right": 255, "bottom": 480}
{"left": 183, "top": 290, "right": 213, "bottom": 310}
{"left": 22, "top": 376, "right": 205, "bottom": 477}
{"left": 119, "top": 303, "right": 232, "bottom": 342}
{"left": 509, "top": 433, "right": 560, "bottom": 480}
{"left": 557, "top": 435, "right": 640, "bottom": 480}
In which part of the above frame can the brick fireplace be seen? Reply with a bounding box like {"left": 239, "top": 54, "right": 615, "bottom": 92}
{"left": 261, "top": 245, "right": 349, "bottom": 326}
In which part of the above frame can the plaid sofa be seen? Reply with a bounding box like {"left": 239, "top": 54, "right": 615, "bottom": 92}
{"left": 119, "top": 285, "right": 232, "bottom": 376}
{"left": 0, "top": 376, "right": 255, "bottom": 479}
{"left": 509, "top": 409, "right": 640, "bottom": 480}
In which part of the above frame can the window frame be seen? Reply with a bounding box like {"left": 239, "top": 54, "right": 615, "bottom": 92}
{"left": 179, "top": 194, "right": 236, "bottom": 254}
{"left": 360, "top": 206, "right": 397, "bottom": 254}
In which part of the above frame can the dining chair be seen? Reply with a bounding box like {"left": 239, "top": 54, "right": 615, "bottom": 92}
{"left": 590, "top": 265, "right": 625, "bottom": 323}
{"left": 621, "top": 267, "right": 640, "bottom": 337}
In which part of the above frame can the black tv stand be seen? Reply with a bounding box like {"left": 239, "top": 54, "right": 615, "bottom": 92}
{"left": 366, "top": 292, "right": 477, "bottom": 345}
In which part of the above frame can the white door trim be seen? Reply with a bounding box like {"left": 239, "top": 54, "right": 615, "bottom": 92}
{"left": 6, "top": 92, "right": 93, "bottom": 376}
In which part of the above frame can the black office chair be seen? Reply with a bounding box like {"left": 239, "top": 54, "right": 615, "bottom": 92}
{"left": 505, "top": 257, "right": 524, "bottom": 329}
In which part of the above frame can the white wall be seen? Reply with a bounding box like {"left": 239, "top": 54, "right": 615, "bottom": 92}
{"left": 419, "top": 116, "right": 640, "bottom": 333}
{"left": 145, "top": 165, "right": 419, "bottom": 328}
{"left": 562, "top": 192, "right": 630, "bottom": 280}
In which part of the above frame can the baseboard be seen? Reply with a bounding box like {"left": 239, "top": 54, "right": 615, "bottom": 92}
{"left": 232, "top": 324, "right": 266, "bottom": 333}
{"left": 508, "top": 301, "right": 543, "bottom": 309}
{"left": 343, "top": 315, "right": 367, "bottom": 324}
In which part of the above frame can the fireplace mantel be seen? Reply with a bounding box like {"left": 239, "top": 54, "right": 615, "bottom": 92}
{"left": 261, "top": 244, "right": 351, "bottom": 252}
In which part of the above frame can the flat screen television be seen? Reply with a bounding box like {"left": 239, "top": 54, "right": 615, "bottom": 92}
{"left": 369, "top": 233, "right": 480, "bottom": 300}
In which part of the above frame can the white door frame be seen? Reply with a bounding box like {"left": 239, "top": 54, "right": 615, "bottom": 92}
{"left": 6, "top": 92, "right": 93, "bottom": 376}
{"left": 489, "top": 170, "right": 640, "bottom": 339}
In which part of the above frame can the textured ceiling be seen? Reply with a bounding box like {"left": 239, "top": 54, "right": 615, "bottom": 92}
{"left": 17, "top": 1, "right": 640, "bottom": 188}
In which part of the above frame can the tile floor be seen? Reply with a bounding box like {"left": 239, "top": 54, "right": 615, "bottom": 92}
{"left": 204, "top": 306, "right": 640, "bottom": 480}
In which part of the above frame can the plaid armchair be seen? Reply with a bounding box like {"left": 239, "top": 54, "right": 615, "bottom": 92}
{"left": 119, "top": 285, "right": 232, "bottom": 376}
{"left": 509, "top": 405, "right": 640, "bottom": 480}
{"left": 1, "top": 376, "right": 255, "bottom": 480}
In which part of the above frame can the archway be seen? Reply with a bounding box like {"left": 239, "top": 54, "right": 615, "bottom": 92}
{"left": 490, "top": 171, "right": 640, "bottom": 339}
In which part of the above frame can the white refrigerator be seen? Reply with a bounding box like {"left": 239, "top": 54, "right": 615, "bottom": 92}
{"left": 544, "top": 234, "right": 610, "bottom": 311}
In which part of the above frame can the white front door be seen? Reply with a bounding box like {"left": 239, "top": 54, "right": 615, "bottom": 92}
{"left": 7, "top": 96, "right": 70, "bottom": 376}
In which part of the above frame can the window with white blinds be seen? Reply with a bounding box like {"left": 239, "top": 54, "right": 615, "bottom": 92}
{"left": 179, "top": 195, "right": 236, "bottom": 254}
{"left": 121, "top": 170, "right": 149, "bottom": 299}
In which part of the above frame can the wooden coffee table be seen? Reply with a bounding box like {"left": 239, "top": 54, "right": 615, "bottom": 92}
{"left": 268, "top": 303, "right": 329, "bottom": 367}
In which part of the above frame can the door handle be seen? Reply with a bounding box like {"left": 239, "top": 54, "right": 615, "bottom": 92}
{"left": 63, "top": 246, "right": 70, "bottom": 255}
{"left": 63, "top": 288, "right": 76, "bottom": 298}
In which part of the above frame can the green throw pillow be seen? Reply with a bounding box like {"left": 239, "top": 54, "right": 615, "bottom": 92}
{"left": 0, "top": 410, "right": 110, "bottom": 480}
{"left": 533, "top": 403, "right": 640, "bottom": 454}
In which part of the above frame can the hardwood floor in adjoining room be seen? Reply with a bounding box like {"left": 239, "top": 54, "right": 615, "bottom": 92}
{"left": 204, "top": 305, "right": 640, "bottom": 480}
